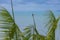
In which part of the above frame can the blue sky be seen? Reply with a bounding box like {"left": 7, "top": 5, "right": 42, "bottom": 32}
{"left": 0, "top": 0, "right": 60, "bottom": 40}
{"left": 0, "top": 0, "right": 60, "bottom": 11}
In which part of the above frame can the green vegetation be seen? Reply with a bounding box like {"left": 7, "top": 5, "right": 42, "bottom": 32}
{"left": 0, "top": 7, "right": 60, "bottom": 40}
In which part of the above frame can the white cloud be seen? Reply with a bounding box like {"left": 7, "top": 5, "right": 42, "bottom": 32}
{"left": 12, "top": 3, "right": 49, "bottom": 11}
{"left": 46, "top": 0, "right": 60, "bottom": 5}
{"left": 12, "top": 3, "right": 60, "bottom": 11}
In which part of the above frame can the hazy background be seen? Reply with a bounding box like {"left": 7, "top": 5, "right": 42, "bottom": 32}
{"left": 0, "top": 0, "right": 60, "bottom": 40}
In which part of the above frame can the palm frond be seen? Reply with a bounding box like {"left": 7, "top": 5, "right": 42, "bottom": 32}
{"left": 46, "top": 10, "right": 60, "bottom": 40}
{"left": 0, "top": 7, "right": 22, "bottom": 40}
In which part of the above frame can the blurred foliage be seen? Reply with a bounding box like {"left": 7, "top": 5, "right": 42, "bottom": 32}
{"left": 0, "top": 7, "right": 60, "bottom": 40}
